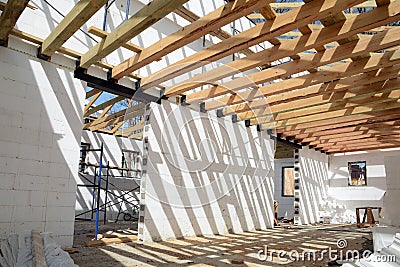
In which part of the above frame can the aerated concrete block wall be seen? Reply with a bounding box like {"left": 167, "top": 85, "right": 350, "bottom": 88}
{"left": 76, "top": 131, "right": 142, "bottom": 221}
{"left": 298, "top": 147, "right": 329, "bottom": 225}
{"left": 138, "top": 101, "right": 275, "bottom": 242}
{"left": 328, "top": 149, "right": 400, "bottom": 225}
{"left": 0, "top": 46, "right": 85, "bottom": 247}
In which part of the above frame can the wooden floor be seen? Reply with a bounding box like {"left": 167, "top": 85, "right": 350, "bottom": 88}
{"left": 70, "top": 223, "right": 372, "bottom": 266}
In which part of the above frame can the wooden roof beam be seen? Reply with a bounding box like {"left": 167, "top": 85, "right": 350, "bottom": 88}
{"left": 140, "top": 0, "right": 366, "bottom": 89}
{"left": 173, "top": 6, "right": 254, "bottom": 57}
{"left": 0, "top": 0, "right": 30, "bottom": 46}
{"left": 80, "top": 0, "right": 189, "bottom": 69}
{"left": 259, "top": 98, "right": 400, "bottom": 130}
{"left": 168, "top": 0, "right": 400, "bottom": 98}
{"left": 88, "top": 26, "right": 143, "bottom": 53}
{"left": 286, "top": 120, "right": 400, "bottom": 140}
{"left": 193, "top": 26, "right": 400, "bottom": 107}
{"left": 40, "top": 0, "right": 108, "bottom": 57}
{"left": 111, "top": 0, "right": 272, "bottom": 80}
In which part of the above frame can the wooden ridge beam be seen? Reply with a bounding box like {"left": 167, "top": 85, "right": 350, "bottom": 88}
{"left": 166, "top": 1, "right": 400, "bottom": 98}
{"left": 88, "top": 26, "right": 142, "bottom": 53}
{"left": 111, "top": 0, "right": 271, "bottom": 79}
{"left": 41, "top": 0, "right": 108, "bottom": 56}
{"left": 80, "top": 0, "right": 189, "bottom": 69}
{"left": 190, "top": 26, "right": 400, "bottom": 107}
{"left": 0, "top": 0, "right": 30, "bottom": 45}
{"left": 140, "top": 0, "right": 366, "bottom": 89}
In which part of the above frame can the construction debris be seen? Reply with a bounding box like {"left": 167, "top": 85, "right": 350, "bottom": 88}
{"left": 0, "top": 230, "right": 77, "bottom": 267}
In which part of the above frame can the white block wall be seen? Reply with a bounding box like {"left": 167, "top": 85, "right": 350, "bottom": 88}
{"left": 273, "top": 158, "right": 295, "bottom": 219}
{"left": 76, "top": 131, "right": 142, "bottom": 221}
{"left": 298, "top": 147, "right": 329, "bottom": 224}
{"left": 328, "top": 149, "right": 400, "bottom": 225}
{"left": 383, "top": 154, "right": 400, "bottom": 227}
{"left": 138, "top": 101, "right": 275, "bottom": 242}
{"left": 0, "top": 46, "right": 85, "bottom": 247}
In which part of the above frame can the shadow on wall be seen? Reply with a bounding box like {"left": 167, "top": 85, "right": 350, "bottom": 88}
{"left": 0, "top": 45, "right": 85, "bottom": 247}
{"left": 299, "top": 147, "right": 329, "bottom": 225}
{"left": 75, "top": 131, "right": 143, "bottom": 221}
{"left": 140, "top": 101, "right": 275, "bottom": 242}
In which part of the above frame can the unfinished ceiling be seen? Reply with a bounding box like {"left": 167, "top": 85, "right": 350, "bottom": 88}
{"left": 1, "top": 0, "right": 399, "bottom": 154}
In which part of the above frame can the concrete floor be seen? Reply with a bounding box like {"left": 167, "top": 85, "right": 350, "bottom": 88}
{"left": 70, "top": 223, "right": 373, "bottom": 266}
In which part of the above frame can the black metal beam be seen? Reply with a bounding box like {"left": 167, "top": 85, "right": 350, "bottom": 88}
{"left": 74, "top": 65, "right": 159, "bottom": 103}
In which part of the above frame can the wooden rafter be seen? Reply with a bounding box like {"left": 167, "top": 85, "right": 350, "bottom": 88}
{"left": 88, "top": 26, "right": 143, "bottom": 53}
{"left": 167, "top": 0, "right": 400, "bottom": 98}
{"left": 40, "top": 0, "right": 108, "bottom": 56}
{"left": 80, "top": 0, "right": 189, "bottom": 69}
{"left": 140, "top": 0, "right": 366, "bottom": 89}
{"left": 111, "top": 0, "right": 272, "bottom": 80}
{"left": 0, "top": 0, "right": 30, "bottom": 45}
{"left": 174, "top": 6, "right": 254, "bottom": 56}
{"left": 187, "top": 26, "right": 400, "bottom": 108}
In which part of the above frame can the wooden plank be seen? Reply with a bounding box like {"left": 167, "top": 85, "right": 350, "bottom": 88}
{"left": 141, "top": 0, "right": 366, "bottom": 89}
{"left": 112, "top": 0, "right": 271, "bottom": 79}
{"left": 80, "top": 0, "right": 189, "bottom": 68}
{"left": 174, "top": 6, "right": 254, "bottom": 56}
{"left": 88, "top": 26, "right": 142, "bottom": 53}
{"left": 31, "top": 229, "right": 47, "bottom": 267}
{"left": 170, "top": 0, "right": 400, "bottom": 98}
{"left": 0, "top": 0, "right": 30, "bottom": 44}
{"left": 188, "top": 26, "right": 400, "bottom": 106}
{"left": 314, "top": 134, "right": 400, "bottom": 148}
{"left": 41, "top": 0, "right": 108, "bottom": 56}
{"left": 85, "top": 235, "right": 137, "bottom": 247}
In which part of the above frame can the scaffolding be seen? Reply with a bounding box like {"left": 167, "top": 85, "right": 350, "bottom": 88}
{"left": 75, "top": 143, "right": 141, "bottom": 240}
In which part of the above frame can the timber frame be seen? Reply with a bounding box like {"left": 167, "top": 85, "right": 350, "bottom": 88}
{"left": 2, "top": 0, "right": 400, "bottom": 152}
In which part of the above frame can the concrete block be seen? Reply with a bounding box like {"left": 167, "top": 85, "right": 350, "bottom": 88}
{"left": 47, "top": 192, "right": 76, "bottom": 207}
{"left": 45, "top": 206, "right": 75, "bottom": 222}
{"left": 0, "top": 190, "right": 15, "bottom": 206}
{"left": 16, "top": 174, "right": 48, "bottom": 191}
{"left": 0, "top": 140, "right": 19, "bottom": 158}
{"left": 12, "top": 206, "right": 45, "bottom": 222}
{"left": 44, "top": 221, "right": 74, "bottom": 236}
{"left": 13, "top": 221, "right": 45, "bottom": 233}
{"left": 0, "top": 207, "right": 13, "bottom": 222}
{"left": 0, "top": 173, "right": 16, "bottom": 190}
{"left": 47, "top": 177, "right": 70, "bottom": 192}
